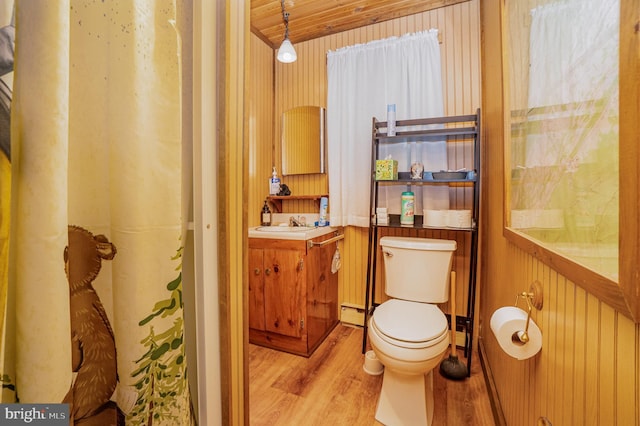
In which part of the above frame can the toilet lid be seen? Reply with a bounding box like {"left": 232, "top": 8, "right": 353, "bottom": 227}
{"left": 372, "top": 299, "right": 448, "bottom": 343}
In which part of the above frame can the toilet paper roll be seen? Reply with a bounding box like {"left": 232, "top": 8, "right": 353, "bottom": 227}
{"left": 490, "top": 306, "right": 542, "bottom": 360}
{"left": 423, "top": 209, "right": 447, "bottom": 227}
{"left": 446, "top": 210, "right": 472, "bottom": 228}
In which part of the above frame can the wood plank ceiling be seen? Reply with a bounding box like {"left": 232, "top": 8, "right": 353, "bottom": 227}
{"left": 250, "top": 0, "right": 470, "bottom": 48}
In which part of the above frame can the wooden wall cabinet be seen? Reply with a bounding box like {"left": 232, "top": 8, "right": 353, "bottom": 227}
{"left": 248, "top": 232, "right": 339, "bottom": 356}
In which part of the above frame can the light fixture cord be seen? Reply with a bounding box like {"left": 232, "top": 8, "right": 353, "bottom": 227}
{"left": 281, "top": 0, "right": 290, "bottom": 40}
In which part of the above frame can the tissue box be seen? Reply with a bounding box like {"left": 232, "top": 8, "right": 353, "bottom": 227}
{"left": 375, "top": 159, "right": 398, "bottom": 180}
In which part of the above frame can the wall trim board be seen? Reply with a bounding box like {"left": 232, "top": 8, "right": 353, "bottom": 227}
{"left": 478, "top": 337, "right": 507, "bottom": 426}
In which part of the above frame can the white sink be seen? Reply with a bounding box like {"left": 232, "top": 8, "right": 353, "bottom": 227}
{"left": 255, "top": 226, "right": 317, "bottom": 233}
{"left": 249, "top": 225, "right": 336, "bottom": 240}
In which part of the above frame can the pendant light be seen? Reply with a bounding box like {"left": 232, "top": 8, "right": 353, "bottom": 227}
{"left": 277, "top": 0, "right": 297, "bottom": 63}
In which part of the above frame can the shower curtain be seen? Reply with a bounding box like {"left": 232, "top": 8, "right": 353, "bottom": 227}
{"left": 1, "top": 1, "right": 194, "bottom": 425}
{"left": 0, "top": 0, "right": 13, "bottom": 405}
{"left": 326, "top": 30, "right": 446, "bottom": 227}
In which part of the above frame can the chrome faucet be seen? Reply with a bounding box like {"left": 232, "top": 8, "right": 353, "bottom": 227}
{"left": 289, "top": 216, "right": 305, "bottom": 227}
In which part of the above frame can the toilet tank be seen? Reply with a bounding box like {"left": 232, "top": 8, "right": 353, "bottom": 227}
{"left": 380, "top": 236, "right": 457, "bottom": 303}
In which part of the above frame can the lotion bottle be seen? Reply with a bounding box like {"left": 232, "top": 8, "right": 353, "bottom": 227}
{"left": 269, "top": 167, "right": 281, "bottom": 195}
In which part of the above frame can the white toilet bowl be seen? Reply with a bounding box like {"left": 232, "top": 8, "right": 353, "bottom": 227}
{"left": 368, "top": 298, "right": 450, "bottom": 426}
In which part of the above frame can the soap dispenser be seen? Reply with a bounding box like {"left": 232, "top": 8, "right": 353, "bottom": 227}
{"left": 261, "top": 199, "right": 272, "bottom": 226}
{"left": 269, "top": 167, "right": 281, "bottom": 195}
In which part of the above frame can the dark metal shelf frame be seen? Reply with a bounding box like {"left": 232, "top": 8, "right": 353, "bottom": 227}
{"left": 362, "top": 109, "right": 481, "bottom": 378}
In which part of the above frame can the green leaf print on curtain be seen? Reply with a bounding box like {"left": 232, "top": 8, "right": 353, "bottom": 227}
{"left": 130, "top": 247, "right": 193, "bottom": 426}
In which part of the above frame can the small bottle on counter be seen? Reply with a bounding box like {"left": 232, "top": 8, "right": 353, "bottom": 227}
{"left": 261, "top": 200, "right": 272, "bottom": 226}
{"left": 400, "top": 191, "right": 415, "bottom": 226}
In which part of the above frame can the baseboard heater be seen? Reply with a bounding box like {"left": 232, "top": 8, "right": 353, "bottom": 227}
{"left": 340, "top": 303, "right": 365, "bottom": 327}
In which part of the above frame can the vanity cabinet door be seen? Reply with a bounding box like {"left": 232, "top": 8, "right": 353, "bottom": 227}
{"left": 306, "top": 241, "right": 339, "bottom": 351}
{"left": 263, "top": 248, "right": 305, "bottom": 339}
{"left": 248, "top": 247, "right": 266, "bottom": 331}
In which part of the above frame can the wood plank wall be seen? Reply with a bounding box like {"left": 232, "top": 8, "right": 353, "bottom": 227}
{"left": 480, "top": 0, "right": 640, "bottom": 425}
{"left": 248, "top": 35, "right": 274, "bottom": 225}
{"left": 248, "top": 0, "right": 482, "bottom": 324}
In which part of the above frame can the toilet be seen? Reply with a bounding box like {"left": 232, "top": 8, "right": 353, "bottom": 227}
{"left": 368, "top": 236, "right": 457, "bottom": 426}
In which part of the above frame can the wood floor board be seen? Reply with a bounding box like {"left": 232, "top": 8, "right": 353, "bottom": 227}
{"left": 249, "top": 324, "right": 496, "bottom": 425}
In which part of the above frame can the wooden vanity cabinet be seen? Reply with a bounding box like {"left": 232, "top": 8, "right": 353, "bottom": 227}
{"left": 248, "top": 232, "right": 339, "bottom": 357}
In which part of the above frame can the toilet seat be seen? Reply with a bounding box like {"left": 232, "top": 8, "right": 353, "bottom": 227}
{"left": 371, "top": 299, "right": 448, "bottom": 349}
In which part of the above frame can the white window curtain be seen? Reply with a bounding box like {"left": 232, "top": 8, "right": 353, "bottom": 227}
{"left": 326, "top": 30, "right": 446, "bottom": 227}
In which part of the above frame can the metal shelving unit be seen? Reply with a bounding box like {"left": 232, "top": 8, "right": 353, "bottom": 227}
{"left": 362, "top": 109, "right": 481, "bottom": 376}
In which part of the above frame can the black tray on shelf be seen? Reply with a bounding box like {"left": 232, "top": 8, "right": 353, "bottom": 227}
{"left": 432, "top": 171, "right": 468, "bottom": 180}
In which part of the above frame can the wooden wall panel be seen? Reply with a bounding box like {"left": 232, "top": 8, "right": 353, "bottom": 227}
{"left": 336, "top": 226, "right": 369, "bottom": 313}
{"left": 480, "top": 1, "right": 640, "bottom": 425}
{"left": 482, "top": 247, "right": 640, "bottom": 426}
{"left": 248, "top": 34, "right": 274, "bottom": 226}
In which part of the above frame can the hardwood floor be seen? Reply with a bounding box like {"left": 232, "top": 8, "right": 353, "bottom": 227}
{"left": 249, "top": 324, "right": 496, "bottom": 425}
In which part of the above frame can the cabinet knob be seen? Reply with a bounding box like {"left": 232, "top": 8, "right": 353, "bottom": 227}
{"left": 254, "top": 268, "right": 261, "bottom": 275}
{"left": 264, "top": 268, "right": 271, "bottom": 276}
{"left": 297, "top": 259, "right": 304, "bottom": 272}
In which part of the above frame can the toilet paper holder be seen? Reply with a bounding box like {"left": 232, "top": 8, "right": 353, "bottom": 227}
{"left": 511, "top": 281, "right": 544, "bottom": 345}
